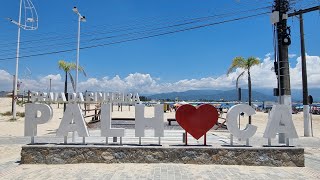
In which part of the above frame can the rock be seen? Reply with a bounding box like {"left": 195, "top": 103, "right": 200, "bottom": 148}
{"left": 20, "top": 145, "right": 305, "bottom": 166}
{"left": 114, "top": 152, "right": 126, "bottom": 159}
{"left": 101, "top": 152, "right": 114, "bottom": 161}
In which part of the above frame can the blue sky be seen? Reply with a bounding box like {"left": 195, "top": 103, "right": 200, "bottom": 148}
{"left": 0, "top": 0, "right": 319, "bottom": 94}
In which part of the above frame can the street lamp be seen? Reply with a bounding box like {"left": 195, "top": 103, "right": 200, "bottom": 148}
{"left": 72, "top": 7, "right": 86, "bottom": 143}
{"left": 235, "top": 71, "right": 244, "bottom": 129}
{"left": 236, "top": 71, "right": 245, "bottom": 102}
{"left": 8, "top": 0, "right": 38, "bottom": 119}
{"left": 72, "top": 7, "right": 86, "bottom": 93}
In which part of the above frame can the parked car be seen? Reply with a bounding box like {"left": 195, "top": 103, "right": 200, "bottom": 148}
{"left": 295, "top": 104, "right": 304, "bottom": 112}
{"left": 311, "top": 105, "right": 320, "bottom": 115}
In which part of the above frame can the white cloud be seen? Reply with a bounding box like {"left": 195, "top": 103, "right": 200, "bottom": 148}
{"left": 0, "top": 70, "right": 13, "bottom": 90}
{"left": 290, "top": 55, "right": 320, "bottom": 89}
{"left": 289, "top": 54, "right": 297, "bottom": 58}
{"left": 0, "top": 54, "right": 319, "bottom": 94}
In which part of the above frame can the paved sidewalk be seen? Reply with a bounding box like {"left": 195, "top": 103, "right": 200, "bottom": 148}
{"left": 1, "top": 162, "right": 320, "bottom": 179}
{"left": 1, "top": 129, "right": 320, "bottom": 180}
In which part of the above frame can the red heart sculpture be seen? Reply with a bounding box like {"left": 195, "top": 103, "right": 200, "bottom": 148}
{"left": 175, "top": 104, "right": 218, "bottom": 140}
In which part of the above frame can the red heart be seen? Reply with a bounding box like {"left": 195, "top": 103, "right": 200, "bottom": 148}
{"left": 175, "top": 104, "right": 218, "bottom": 140}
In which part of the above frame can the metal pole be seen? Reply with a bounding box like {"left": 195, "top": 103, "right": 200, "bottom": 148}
{"left": 72, "top": 12, "right": 81, "bottom": 143}
{"left": 75, "top": 15, "right": 81, "bottom": 92}
{"left": 288, "top": 6, "right": 320, "bottom": 137}
{"left": 246, "top": 139, "right": 249, "bottom": 146}
{"left": 13, "top": 0, "right": 23, "bottom": 120}
{"left": 299, "top": 14, "right": 311, "bottom": 137}
{"left": 310, "top": 112, "right": 313, "bottom": 137}
{"left": 12, "top": 75, "right": 15, "bottom": 113}
{"left": 230, "top": 134, "right": 233, "bottom": 146}
{"left": 236, "top": 72, "right": 244, "bottom": 129}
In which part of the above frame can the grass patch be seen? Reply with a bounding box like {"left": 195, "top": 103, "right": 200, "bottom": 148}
{"left": 9, "top": 118, "right": 17, "bottom": 122}
{"left": 17, "top": 112, "right": 25, "bottom": 117}
{"left": 0, "top": 111, "right": 12, "bottom": 116}
{"left": 1, "top": 111, "right": 25, "bottom": 117}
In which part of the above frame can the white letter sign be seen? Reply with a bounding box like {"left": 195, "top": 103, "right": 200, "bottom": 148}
{"left": 135, "top": 104, "right": 164, "bottom": 137}
{"left": 263, "top": 105, "right": 298, "bottom": 139}
{"left": 226, "top": 104, "right": 257, "bottom": 140}
{"left": 25, "top": 103, "right": 53, "bottom": 136}
{"left": 56, "top": 104, "right": 89, "bottom": 137}
{"left": 101, "top": 103, "right": 125, "bottom": 137}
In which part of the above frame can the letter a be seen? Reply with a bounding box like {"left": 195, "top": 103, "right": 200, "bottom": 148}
{"left": 263, "top": 105, "right": 298, "bottom": 139}
{"left": 56, "top": 104, "right": 89, "bottom": 137}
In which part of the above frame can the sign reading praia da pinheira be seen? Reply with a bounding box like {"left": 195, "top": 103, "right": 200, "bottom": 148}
{"left": 25, "top": 91, "right": 298, "bottom": 146}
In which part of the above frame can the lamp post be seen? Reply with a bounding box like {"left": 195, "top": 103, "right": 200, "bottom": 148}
{"left": 10, "top": 0, "right": 23, "bottom": 120}
{"left": 236, "top": 71, "right": 245, "bottom": 102}
{"left": 8, "top": 0, "right": 38, "bottom": 119}
{"left": 236, "top": 71, "right": 245, "bottom": 129}
{"left": 72, "top": 7, "right": 86, "bottom": 93}
{"left": 72, "top": 7, "right": 86, "bottom": 143}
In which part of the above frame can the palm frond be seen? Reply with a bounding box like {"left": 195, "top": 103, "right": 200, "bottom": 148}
{"left": 59, "top": 60, "right": 87, "bottom": 92}
{"left": 69, "top": 63, "right": 77, "bottom": 70}
{"left": 69, "top": 72, "right": 76, "bottom": 92}
{"left": 227, "top": 56, "right": 246, "bottom": 75}
{"left": 78, "top": 66, "right": 87, "bottom": 77}
{"left": 247, "top": 57, "right": 260, "bottom": 67}
{"left": 58, "top": 60, "right": 67, "bottom": 71}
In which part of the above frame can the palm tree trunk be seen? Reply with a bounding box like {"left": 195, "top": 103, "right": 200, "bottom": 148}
{"left": 248, "top": 70, "right": 252, "bottom": 124}
{"left": 64, "top": 71, "right": 67, "bottom": 112}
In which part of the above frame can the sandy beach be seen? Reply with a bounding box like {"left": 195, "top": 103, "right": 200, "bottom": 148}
{"left": 1, "top": 97, "right": 320, "bottom": 179}
{"left": 0, "top": 97, "right": 319, "bottom": 138}
{"left": 1, "top": 96, "right": 320, "bottom": 159}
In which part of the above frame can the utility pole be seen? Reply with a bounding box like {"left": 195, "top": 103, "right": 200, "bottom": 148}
{"left": 288, "top": 6, "right": 320, "bottom": 137}
{"left": 273, "top": 0, "right": 291, "bottom": 143}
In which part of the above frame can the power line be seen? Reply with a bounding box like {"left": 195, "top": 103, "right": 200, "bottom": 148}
{"left": 0, "top": 5, "right": 272, "bottom": 48}
{"left": 0, "top": 6, "right": 271, "bottom": 57}
{"left": 3, "top": 1, "right": 315, "bottom": 61}
{"left": 0, "top": 11, "right": 269, "bottom": 61}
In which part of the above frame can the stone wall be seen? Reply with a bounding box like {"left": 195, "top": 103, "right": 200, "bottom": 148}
{"left": 21, "top": 145, "right": 304, "bottom": 167}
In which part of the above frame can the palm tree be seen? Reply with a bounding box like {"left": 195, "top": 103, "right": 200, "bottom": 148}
{"left": 227, "top": 56, "right": 260, "bottom": 124}
{"left": 58, "top": 60, "right": 86, "bottom": 111}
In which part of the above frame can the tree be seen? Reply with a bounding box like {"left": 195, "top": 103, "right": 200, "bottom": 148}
{"left": 58, "top": 60, "right": 86, "bottom": 111}
{"left": 227, "top": 56, "right": 260, "bottom": 124}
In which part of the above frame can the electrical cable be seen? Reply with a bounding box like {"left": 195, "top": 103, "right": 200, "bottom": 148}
{"left": 0, "top": 11, "right": 269, "bottom": 61}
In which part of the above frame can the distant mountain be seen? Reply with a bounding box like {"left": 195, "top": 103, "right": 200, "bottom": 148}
{"left": 214, "top": 90, "right": 276, "bottom": 102}
{"left": 256, "top": 88, "right": 320, "bottom": 102}
{"left": 291, "top": 88, "right": 320, "bottom": 102}
{"left": 0, "top": 91, "right": 9, "bottom": 97}
{"left": 147, "top": 89, "right": 276, "bottom": 102}
{"left": 147, "top": 90, "right": 223, "bottom": 101}
{"left": 147, "top": 88, "right": 320, "bottom": 102}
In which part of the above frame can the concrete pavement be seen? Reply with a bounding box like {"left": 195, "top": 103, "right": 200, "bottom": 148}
{"left": 1, "top": 129, "right": 320, "bottom": 179}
